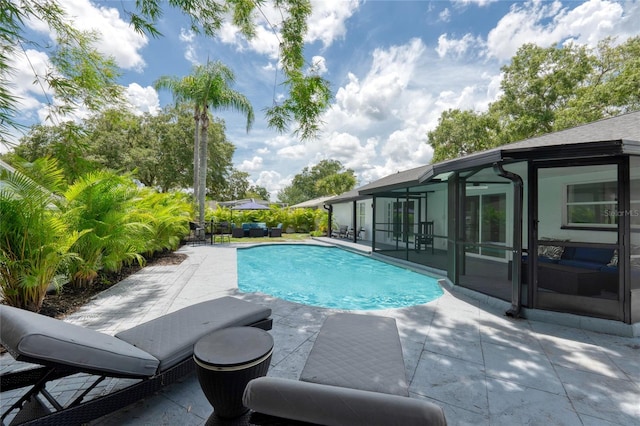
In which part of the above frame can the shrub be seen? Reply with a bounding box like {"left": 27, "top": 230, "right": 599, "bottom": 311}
{"left": 0, "top": 158, "right": 82, "bottom": 311}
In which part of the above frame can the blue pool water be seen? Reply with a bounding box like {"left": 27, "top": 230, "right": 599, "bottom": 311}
{"left": 237, "top": 244, "right": 443, "bottom": 310}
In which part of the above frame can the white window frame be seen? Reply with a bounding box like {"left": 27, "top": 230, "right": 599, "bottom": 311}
{"left": 563, "top": 180, "right": 618, "bottom": 228}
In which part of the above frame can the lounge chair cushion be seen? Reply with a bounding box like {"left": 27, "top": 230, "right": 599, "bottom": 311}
{"left": 0, "top": 305, "right": 159, "bottom": 378}
{"left": 243, "top": 377, "right": 448, "bottom": 426}
{"left": 300, "top": 313, "right": 409, "bottom": 396}
{"left": 115, "top": 296, "right": 271, "bottom": 371}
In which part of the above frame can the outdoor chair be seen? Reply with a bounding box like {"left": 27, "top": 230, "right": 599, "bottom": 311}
{"left": 415, "top": 221, "right": 434, "bottom": 254}
{"left": 188, "top": 221, "right": 206, "bottom": 246}
{"left": 269, "top": 223, "right": 283, "bottom": 237}
{"left": 243, "top": 313, "right": 447, "bottom": 426}
{"left": 213, "top": 221, "right": 231, "bottom": 244}
{"left": 0, "top": 297, "right": 272, "bottom": 425}
{"left": 333, "top": 225, "right": 348, "bottom": 238}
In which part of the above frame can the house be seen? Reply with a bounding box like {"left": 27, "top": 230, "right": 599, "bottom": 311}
{"left": 326, "top": 111, "right": 640, "bottom": 334}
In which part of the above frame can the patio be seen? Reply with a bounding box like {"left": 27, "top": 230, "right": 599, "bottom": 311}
{"left": 1, "top": 240, "right": 638, "bottom": 425}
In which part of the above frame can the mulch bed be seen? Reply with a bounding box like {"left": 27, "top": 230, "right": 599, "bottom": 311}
{"left": 40, "top": 250, "right": 187, "bottom": 319}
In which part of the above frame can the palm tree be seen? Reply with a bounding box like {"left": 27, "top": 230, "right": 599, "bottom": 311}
{"left": 155, "top": 61, "right": 254, "bottom": 225}
{"left": 0, "top": 158, "right": 83, "bottom": 311}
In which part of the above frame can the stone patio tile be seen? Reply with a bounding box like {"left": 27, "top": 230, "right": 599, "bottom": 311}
{"left": 410, "top": 351, "right": 488, "bottom": 415}
{"left": 482, "top": 341, "right": 565, "bottom": 395}
{"left": 555, "top": 364, "right": 640, "bottom": 425}
{"left": 486, "top": 377, "right": 582, "bottom": 426}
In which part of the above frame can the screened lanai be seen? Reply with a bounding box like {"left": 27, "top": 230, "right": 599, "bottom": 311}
{"left": 329, "top": 111, "right": 640, "bottom": 328}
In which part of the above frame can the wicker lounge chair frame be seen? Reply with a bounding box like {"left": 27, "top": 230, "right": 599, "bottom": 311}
{"left": 0, "top": 297, "right": 272, "bottom": 426}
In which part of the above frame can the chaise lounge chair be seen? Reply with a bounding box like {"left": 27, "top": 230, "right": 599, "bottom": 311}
{"left": 0, "top": 296, "right": 272, "bottom": 425}
{"left": 243, "top": 313, "right": 447, "bottom": 426}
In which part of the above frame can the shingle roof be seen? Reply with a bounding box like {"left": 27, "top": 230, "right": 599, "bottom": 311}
{"left": 327, "top": 111, "right": 640, "bottom": 200}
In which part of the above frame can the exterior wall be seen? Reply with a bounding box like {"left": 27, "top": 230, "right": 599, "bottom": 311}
{"left": 537, "top": 166, "right": 618, "bottom": 244}
{"left": 426, "top": 185, "right": 448, "bottom": 251}
{"left": 332, "top": 203, "right": 352, "bottom": 231}
{"left": 331, "top": 199, "right": 373, "bottom": 240}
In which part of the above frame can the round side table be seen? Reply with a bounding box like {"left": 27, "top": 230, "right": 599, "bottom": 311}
{"left": 194, "top": 327, "right": 273, "bottom": 419}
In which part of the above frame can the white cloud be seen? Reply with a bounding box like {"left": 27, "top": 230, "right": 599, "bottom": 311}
{"left": 306, "top": 0, "right": 360, "bottom": 48}
{"left": 436, "top": 33, "right": 484, "bottom": 58}
{"left": 439, "top": 8, "right": 451, "bottom": 22}
{"left": 239, "top": 156, "right": 264, "bottom": 171}
{"left": 217, "top": 0, "right": 359, "bottom": 56}
{"left": 179, "top": 28, "right": 199, "bottom": 65}
{"left": 486, "top": 0, "right": 633, "bottom": 61}
{"left": 39, "top": 0, "right": 149, "bottom": 71}
{"left": 9, "top": 49, "right": 52, "bottom": 111}
{"left": 125, "top": 84, "right": 160, "bottom": 115}
{"left": 333, "top": 38, "right": 425, "bottom": 122}
{"left": 254, "top": 170, "right": 289, "bottom": 198}
{"left": 454, "top": 0, "right": 499, "bottom": 6}
{"left": 310, "top": 56, "right": 328, "bottom": 75}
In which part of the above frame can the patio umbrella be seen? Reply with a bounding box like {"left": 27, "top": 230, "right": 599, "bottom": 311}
{"left": 229, "top": 200, "right": 270, "bottom": 227}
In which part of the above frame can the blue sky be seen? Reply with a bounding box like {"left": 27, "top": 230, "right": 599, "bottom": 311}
{"left": 9, "top": 0, "right": 640, "bottom": 200}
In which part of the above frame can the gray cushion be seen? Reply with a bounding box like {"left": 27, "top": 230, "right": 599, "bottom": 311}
{"left": 0, "top": 305, "right": 159, "bottom": 377}
{"left": 300, "top": 312, "right": 408, "bottom": 396}
{"left": 244, "top": 377, "right": 448, "bottom": 426}
{"left": 115, "top": 296, "right": 271, "bottom": 371}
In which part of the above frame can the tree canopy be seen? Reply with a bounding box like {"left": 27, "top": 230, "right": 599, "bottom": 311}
{"left": 3, "top": 105, "right": 250, "bottom": 195}
{"left": 1, "top": 0, "right": 329, "bottom": 146}
{"left": 277, "top": 159, "right": 356, "bottom": 205}
{"left": 428, "top": 37, "right": 640, "bottom": 162}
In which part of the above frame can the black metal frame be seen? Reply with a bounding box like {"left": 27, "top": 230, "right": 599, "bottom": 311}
{"left": 1, "top": 318, "right": 273, "bottom": 426}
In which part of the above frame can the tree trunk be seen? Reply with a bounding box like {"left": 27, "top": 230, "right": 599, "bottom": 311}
{"left": 193, "top": 107, "right": 200, "bottom": 203}
{"left": 198, "top": 109, "right": 209, "bottom": 226}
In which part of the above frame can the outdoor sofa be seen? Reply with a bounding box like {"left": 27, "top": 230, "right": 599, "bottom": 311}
{"left": 0, "top": 296, "right": 272, "bottom": 425}
{"left": 523, "top": 242, "right": 619, "bottom": 295}
{"left": 243, "top": 312, "right": 447, "bottom": 426}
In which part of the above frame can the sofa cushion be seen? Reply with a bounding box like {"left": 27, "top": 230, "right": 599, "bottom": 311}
{"left": 558, "top": 259, "right": 605, "bottom": 270}
{"left": 0, "top": 305, "right": 159, "bottom": 378}
{"left": 600, "top": 265, "right": 618, "bottom": 274}
{"left": 572, "top": 247, "right": 614, "bottom": 264}
{"left": 115, "top": 297, "right": 271, "bottom": 371}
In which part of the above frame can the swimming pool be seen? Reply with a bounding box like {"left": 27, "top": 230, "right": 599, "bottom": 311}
{"left": 237, "top": 244, "right": 443, "bottom": 310}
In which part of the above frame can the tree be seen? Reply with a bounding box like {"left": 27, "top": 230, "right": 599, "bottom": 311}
{"left": 2, "top": 0, "right": 330, "bottom": 146}
{"left": 429, "top": 37, "right": 640, "bottom": 162}
{"left": 214, "top": 169, "right": 270, "bottom": 201}
{"left": 1, "top": 1, "right": 123, "bottom": 144}
{"left": 247, "top": 185, "right": 270, "bottom": 201}
{"left": 555, "top": 36, "right": 640, "bottom": 129}
{"left": 5, "top": 122, "right": 95, "bottom": 182}
{"left": 155, "top": 61, "right": 254, "bottom": 226}
{"left": 218, "top": 169, "right": 250, "bottom": 201}
{"left": 489, "top": 42, "right": 593, "bottom": 144}
{"left": 427, "top": 109, "right": 498, "bottom": 163}
{"left": 278, "top": 160, "right": 356, "bottom": 204}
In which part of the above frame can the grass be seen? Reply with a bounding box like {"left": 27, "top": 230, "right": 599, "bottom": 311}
{"left": 226, "top": 232, "right": 313, "bottom": 244}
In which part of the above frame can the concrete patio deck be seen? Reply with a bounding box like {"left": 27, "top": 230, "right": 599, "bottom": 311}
{"left": 1, "top": 240, "right": 639, "bottom": 425}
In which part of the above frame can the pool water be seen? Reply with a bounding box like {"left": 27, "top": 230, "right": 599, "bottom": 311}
{"left": 237, "top": 244, "right": 443, "bottom": 310}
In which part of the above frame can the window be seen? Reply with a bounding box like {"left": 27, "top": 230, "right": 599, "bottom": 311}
{"left": 565, "top": 181, "right": 617, "bottom": 227}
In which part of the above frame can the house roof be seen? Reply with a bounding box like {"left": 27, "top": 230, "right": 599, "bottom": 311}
{"left": 325, "top": 188, "right": 364, "bottom": 204}
{"left": 348, "top": 110, "right": 640, "bottom": 197}
{"left": 289, "top": 196, "right": 334, "bottom": 209}
{"left": 421, "top": 110, "right": 640, "bottom": 182}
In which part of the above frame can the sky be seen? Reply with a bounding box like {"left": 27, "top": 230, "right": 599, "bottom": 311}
{"left": 8, "top": 0, "right": 640, "bottom": 200}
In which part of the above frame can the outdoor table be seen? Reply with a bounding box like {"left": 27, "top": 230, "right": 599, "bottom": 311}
{"left": 194, "top": 327, "right": 273, "bottom": 419}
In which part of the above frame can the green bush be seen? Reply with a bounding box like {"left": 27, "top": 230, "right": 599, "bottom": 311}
{"left": 64, "top": 171, "right": 150, "bottom": 287}
{"left": 0, "top": 158, "right": 83, "bottom": 311}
